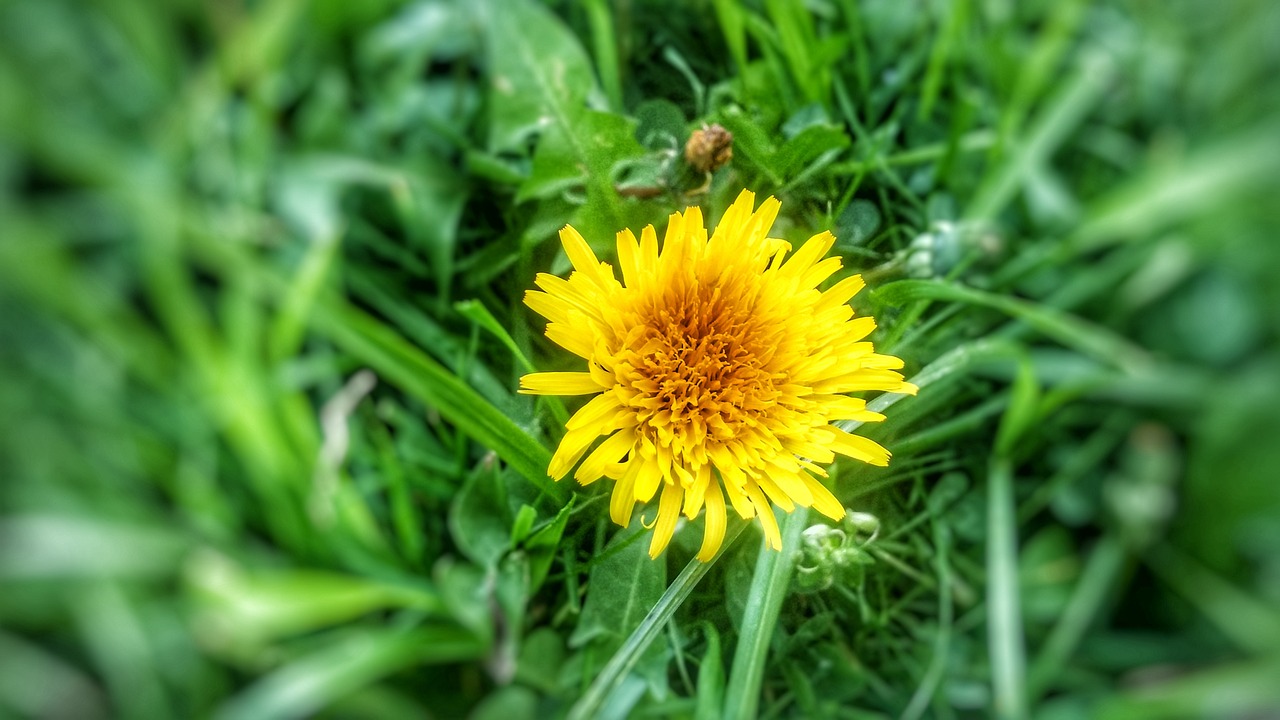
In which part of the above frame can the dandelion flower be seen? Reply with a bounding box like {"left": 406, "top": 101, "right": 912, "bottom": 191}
{"left": 520, "top": 190, "right": 917, "bottom": 561}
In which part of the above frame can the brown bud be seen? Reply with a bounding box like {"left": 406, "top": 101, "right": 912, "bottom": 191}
{"left": 684, "top": 124, "right": 734, "bottom": 173}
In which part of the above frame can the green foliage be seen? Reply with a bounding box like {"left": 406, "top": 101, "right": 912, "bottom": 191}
{"left": 3, "top": 0, "right": 1280, "bottom": 718}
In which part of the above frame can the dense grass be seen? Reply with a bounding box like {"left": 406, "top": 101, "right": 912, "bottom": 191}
{"left": 3, "top": 0, "right": 1280, "bottom": 718}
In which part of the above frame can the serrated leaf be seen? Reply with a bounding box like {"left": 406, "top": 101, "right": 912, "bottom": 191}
{"left": 517, "top": 110, "right": 642, "bottom": 204}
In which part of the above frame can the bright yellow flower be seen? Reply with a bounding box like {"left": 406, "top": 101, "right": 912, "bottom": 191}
{"left": 520, "top": 190, "right": 916, "bottom": 561}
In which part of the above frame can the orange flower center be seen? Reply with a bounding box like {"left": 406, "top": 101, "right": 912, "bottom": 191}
{"left": 613, "top": 275, "right": 784, "bottom": 460}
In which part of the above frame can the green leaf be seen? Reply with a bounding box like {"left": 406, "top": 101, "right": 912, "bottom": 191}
{"left": 633, "top": 99, "right": 687, "bottom": 150}
{"left": 469, "top": 686, "right": 538, "bottom": 720}
{"left": 774, "top": 123, "right": 850, "bottom": 179}
{"left": 987, "top": 458, "right": 1028, "bottom": 720}
{"left": 215, "top": 626, "right": 483, "bottom": 720}
{"left": 716, "top": 105, "right": 782, "bottom": 186}
{"left": 510, "top": 504, "right": 538, "bottom": 546}
{"left": 693, "top": 624, "right": 724, "bottom": 720}
{"left": 568, "top": 523, "right": 746, "bottom": 720}
{"left": 482, "top": 0, "right": 597, "bottom": 153}
{"left": 455, "top": 299, "right": 536, "bottom": 374}
{"left": 569, "top": 528, "right": 666, "bottom": 649}
{"left": 186, "top": 552, "right": 442, "bottom": 649}
{"left": 1095, "top": 655, "right": 1280, "bottom": 720}
{"left": 449, "top": 462, "right": 513, "bottom": 568}
{"left": 517, "top": 110, "right": 641, "bottom": 203}
{"left": 435, "top": 559, "right": 493, "bottom": 642}
{"left": 515, "top": 627, "right": 567, "bottom": 693}
{"left": 836, "top": 198, "right": 881, "bottom": 248}
{"left": 0, "top": 516, "right": 187, "bottom": 580}
{"left": 521, "top": 496, "right": 576, "bottom": 591}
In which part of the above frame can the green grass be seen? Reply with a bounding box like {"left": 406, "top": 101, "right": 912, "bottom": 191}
{"left": 3, "top": 0, "right": 1280, "bottom": 718}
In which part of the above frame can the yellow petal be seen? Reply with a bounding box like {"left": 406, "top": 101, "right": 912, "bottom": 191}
{"left": 523, "top": 290, "right": 573, "bottom": 325}
{"left": 633, "top": 455, "right": 663, "bottom": 503}
{"left": 819, "top": 396, "right": 886, "bottom": 423}
{"left": 801, "top": 473, "right": 846, "bottom": 521}
{"left": 798, "top": 256, "right": 843, "bottom": 290}
{"left": 710, "top": 190, "right": 755, "bottom": 249}
{"left": 610, "top": 461, "right": 640, "bottom": 525}
{"left": 844, "top": 316, "right": 877, "bottom": 342}
{"left": 722, "top": 475, "right": 755, "bottom": 520}
{"left": 548, "top": 425, "right": 604, "bottom": 479}
{"left": 682, "top": 463, "right": 712, "bottom": 519}
{"left": 747, "top": 483, "right": 781, "bottom": 550}
{"left": 781, "top": 437, "right": 835, "bottom": 464}
{"left": 559, "top": 225, "right": 604, "bottom": 283}
{"left": 661, "top": 210, "right": 688, "bottom": 269}
{"left": 817, "top": 274, "right": 866, "bottom": 310}
{"left": 741, "top": 195, "right": 781, "bottom": 248}
{"left": 639, "top": 225, "right": 659, "bottom": 277}
{"left": 780, "top": 230, "right": 837, "bottom": 276}
{"left": 519, "top": 372, "right": 603, "bottom": 396}
{"left": 755, "top": 474, "right": 795, "bottom": 512}
{"left": 813, "top": 369, "right": 910, "bottom": 395}
{"left": 616, "top": 228, "right": 640, "bottom": 288}
{"left": 764, "top": 469, "right": 813, "bottom": 508}
{"left": 544, "top": 325, "right": 594, "bottom": 359}
{"left": 565, "top": 393, "right": 621, "bottom": 431}
{"left": 826, "top": 427, "right": 891, "bottom": 467}
{"left": 533, "top": 273, "right": 600, "bottom": 317}
{"left": 575, "top": 427, "right": 635, "bottom": 485}
{"left": 696, "top": 483, "right": 727, "bottom": 562}
{"left": 648, "top": 481, "right": 685, "bottom": 558}
{"left": 860, "top": 353, "right": 905, "bottom": 370}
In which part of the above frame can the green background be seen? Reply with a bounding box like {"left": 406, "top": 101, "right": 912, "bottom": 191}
{"left": 2, "top": 0, "right": 1279, "bottom": 718}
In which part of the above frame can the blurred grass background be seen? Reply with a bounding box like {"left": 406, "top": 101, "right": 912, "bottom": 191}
{"left": 2, "top": 0, "right": 1279, "bottom": 718}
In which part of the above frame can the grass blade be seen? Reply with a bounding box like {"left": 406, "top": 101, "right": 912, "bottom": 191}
{"left": 987, "top": 458, "right": 1027, "bottom": 720}
{"left": 317, "top": 302, "right": 568, "bottom": 505}
{"left": 567, "top": 522, "right": 746, "bottom": 720}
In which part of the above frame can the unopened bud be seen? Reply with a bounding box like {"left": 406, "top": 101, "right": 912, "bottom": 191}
{"left": 684, "top": 124, "right": 734, "bottom": 173}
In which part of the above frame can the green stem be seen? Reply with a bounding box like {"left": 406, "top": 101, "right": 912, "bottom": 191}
{"left": 723, "top": 507, "right": 809, "bottom": 720}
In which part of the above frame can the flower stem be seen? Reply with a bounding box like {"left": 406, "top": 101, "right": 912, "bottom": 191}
{"left": 723, "top": 507, "right": 809, "bottom": 720}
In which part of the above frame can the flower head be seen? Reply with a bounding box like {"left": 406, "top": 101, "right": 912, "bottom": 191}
{"left": 520, "top": 190, "right": 916, "bottom": 561}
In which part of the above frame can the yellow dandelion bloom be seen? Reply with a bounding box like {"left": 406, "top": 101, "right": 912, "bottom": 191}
{"left": 520, "top": 190, "right": 917, "bottom": 561}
